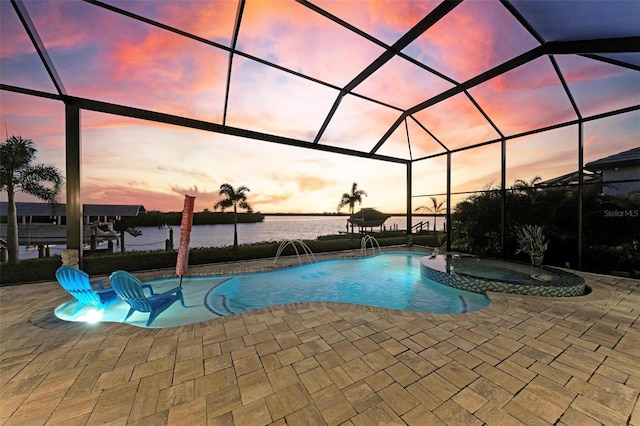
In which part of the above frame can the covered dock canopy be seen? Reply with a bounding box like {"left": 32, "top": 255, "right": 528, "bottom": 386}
{"left": 348, "top": 208, "right": 391, "bottom": 229}
{"left": 0, "top": 202, "right": 146, "bottom": 219}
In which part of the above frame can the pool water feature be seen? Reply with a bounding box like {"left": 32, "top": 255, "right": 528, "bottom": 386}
{"left": 360, "top": 235, "right": 381, "bottom": 255}
{"left": 206, "top": 252, "right": 489, "bottom": 316}
{"left": 274, "top": 239, "right": 316, "bottom": 265}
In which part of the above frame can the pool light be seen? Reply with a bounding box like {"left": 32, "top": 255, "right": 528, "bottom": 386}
{"left": 77, "top": 308, "right": 104, "bottom": 324}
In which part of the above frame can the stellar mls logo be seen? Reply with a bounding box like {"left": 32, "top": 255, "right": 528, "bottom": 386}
{"left": 604, "top": 209, "right": 639, "bottom": 218}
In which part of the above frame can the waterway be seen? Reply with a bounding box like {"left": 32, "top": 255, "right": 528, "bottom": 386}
{"left": 19, "top": 215, "right": 446, "bottom": 260}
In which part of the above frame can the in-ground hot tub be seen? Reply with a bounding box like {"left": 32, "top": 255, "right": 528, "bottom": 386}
{"left": 421, "top": 254, "right": 586, "bottom": 297}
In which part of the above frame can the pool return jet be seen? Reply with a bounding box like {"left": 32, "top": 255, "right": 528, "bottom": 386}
{"left": 176, "top": 195, "right": 196, "bottom": 287}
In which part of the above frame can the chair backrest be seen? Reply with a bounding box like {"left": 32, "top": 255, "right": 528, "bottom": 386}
{"left": 55, "top": 265, "right": 101, "bottom": 306}
{"left": 109, "top": 270, "right": 152, "bottom": 313}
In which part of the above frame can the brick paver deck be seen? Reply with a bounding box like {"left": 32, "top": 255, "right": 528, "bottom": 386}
{"left": 1, "top": 251, "right": 639, "bottom": 425}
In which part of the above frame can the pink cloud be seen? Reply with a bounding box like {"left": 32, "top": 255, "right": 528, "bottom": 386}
{"left": 170, "top": 185, "right": 220, "bottom": 211}
{"left": 319, "top": 94, "right": 403, "bottom": 150}
{"left": 239, "top": 170, "right": 352, "bottom": 213}
{"left": 0, "top": 92, "right": 64, "bottom": 148}
{"left": 313, "top": 0, "right": 440, "bottom": 44}
{"left": 355, "top": 56, "right": 454, "bottom": 110}
{"left": 150, "top": 1, "right": 237, "bottom": 44}
{"left": 237, "top": 0, "right": 384, "bottom": 86}
{"left": 157, "top": 166, "right": 211, "bottom": 181}
{"left": 81, "top": 181, "right": 181, "bottom": 211}
{"left": 23, "top": 1, "right": 98, "bottom": 52}
{"left": 15, "top": 2, "right": 229, "bottom": 121}
{"left": 79, "top": 180, "right": 219, "bottom": 213}
{"left": 103, "top": 29, "right": 229, "bottom": 110}
{"left": 412, "top": 93, "right": 500, "bottom": 150}
{"left": 250, "top": 193, "right": 293, "bottom": 211}
{"left": 81, "top": 112, "right": 178, "bottom": 133}
{"left": 296, "top": 176, "right": 333, "bottom": 192}
{"left": 451, "top": 144, "right": 502, "bottom": 191}
{"left": 0, "top": 2, "right": 35, "bottom": 58}
{"left": 469, "top": 58, "right": 577, "bottom": 135}
{"left": 507, "top": 156, "right": 576, "bottom": 185}
{"left": 406, "top": 1, "right": 538, "bottom": 83}
{"left": 367, "top": 1, "right": 441, "bottom": 31}
{"left": 583, "top": 112, "right": 640, "bottom": 162}
{"left": 226, "top": 56, "right": 339, "bottom": 140}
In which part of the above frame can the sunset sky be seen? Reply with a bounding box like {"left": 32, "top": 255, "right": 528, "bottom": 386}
{"left": 1, "top": 0, "right": 638, "bottom": 214}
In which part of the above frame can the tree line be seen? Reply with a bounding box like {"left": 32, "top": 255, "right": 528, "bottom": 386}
{"left": 126, "top": 210, "right": 264, "bottom": 227}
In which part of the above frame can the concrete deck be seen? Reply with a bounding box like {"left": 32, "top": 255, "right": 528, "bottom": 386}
{"left": 1, "top": 252, "right": 639, "bottom": 425}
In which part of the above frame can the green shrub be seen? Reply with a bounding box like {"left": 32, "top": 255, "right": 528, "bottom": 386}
{"left": 583, "top": 244, "right": 640, "bottom": 275}
{"left": 0, "top": 234, "right": 438, "bottom": 285}
{"left": 0, "top": 257, "right": 61, "bottom": 285}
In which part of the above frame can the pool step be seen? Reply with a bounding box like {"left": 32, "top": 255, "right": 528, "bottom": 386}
{"left": 204, "top": 277, "right": 237, "bottom": 316}
{"left": 206, "top": 294, "right": 235, "bottom": 316}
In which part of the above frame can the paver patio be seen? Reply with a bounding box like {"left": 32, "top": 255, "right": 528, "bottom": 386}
{"left": 1, "top": 251, "right": 639, "bottom": 425}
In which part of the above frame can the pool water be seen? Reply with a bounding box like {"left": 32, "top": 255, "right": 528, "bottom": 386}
{"left": 55, "top": 252, "right": 491, "bottom": 328}
{"left": 205, "top": 253, "right": 489, "bottom": 315}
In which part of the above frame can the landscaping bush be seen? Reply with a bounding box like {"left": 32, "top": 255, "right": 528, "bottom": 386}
{"left": 583, "top": 244, "right": 640, "bottom": 276}
{"left": 0, "top": 234, "right": 438, "bottom": 285}
{"left": 0, "top": 257, "right": 61, "bottom": 285}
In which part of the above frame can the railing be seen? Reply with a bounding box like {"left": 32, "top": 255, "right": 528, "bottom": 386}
{"left": 411, "top": 221, "right": 429, "bottom": 232}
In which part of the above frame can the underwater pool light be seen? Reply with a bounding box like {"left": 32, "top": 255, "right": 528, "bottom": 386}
{"left": 78, "top": 308, "right": 104, "bottom": 324}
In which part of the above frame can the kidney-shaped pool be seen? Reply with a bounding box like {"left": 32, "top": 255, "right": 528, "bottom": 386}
{"left": 206, "top": 252, "right": 490, "bottom": 315}
{"left": 55, "top": 252, "right": 490, "bottom": 329}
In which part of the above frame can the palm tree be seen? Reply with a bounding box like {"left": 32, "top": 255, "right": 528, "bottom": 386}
{"left": 337, "top": 182, "right": 367, "bottom": 236}
{"left": 415, "top": 196, "right": 444, "bottom": 232}
{"left": 512, "top": 176, "right": 542, "bottom": 197}
{"left": 1, "top": 136, "right": 63, "bottom": 265}
{"left": 213, "top": 183, "right": 251, "bottom": 250}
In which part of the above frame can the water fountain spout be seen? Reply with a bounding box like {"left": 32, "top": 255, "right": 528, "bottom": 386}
{"left": 361, "top": 235, "right": 381, "bottom": 255}
{"left": 274, "top": 240, "right": 316, "bottom": 265}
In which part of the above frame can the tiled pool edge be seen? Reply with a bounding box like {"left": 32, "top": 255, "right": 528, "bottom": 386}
{"left": 420, "top": 257, "right": 586, "bottom": 297}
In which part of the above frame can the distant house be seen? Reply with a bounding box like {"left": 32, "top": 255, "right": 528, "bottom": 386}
{"left": 585, "top": 147, "right": 640, "bottom": 196}
{"left": 0, "top": 202, "right": 146, "bottom": 246}
{"left": 535, "top": 170, "right": 602, "bottom": 189}
{"left": 535, "top": 148, "right": 640, "bottom": 196}
{"left": 0, "top": 202, "right": 145, "bottom": 224}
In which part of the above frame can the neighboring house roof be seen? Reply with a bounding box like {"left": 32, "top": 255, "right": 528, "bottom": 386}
{"left": 0, "top": 202, "right": 145, "bottom": 217}
{"left": 585, "top": 147, "right": 640, "bottom": 171}
{"left": 535, "top": 171, "right": 602, "bottom": 188}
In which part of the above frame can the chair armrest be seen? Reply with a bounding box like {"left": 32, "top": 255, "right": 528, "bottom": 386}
{"left": 148, "top": 286, "right": 185, "bottom": 308}
{"left": 162, "top": 287, "right": 182, "bottom": 294}
{"left": 90, "top": 279, "right": 106, "bottom": 290}
{"left": 154, "top": 286, "right": 182, "bottom": 298}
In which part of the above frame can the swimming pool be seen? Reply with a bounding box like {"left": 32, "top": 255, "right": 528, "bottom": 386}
{"left": 205, "top": 252, "right": 489, "bottom": 315}
{"left": 54, "top": 252, "right": 490, "bottom": 328}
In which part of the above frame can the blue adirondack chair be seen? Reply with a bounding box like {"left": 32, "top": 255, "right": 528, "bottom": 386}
{"left": 109, "top": 270, "right": 186, "bottom": 326}
{"left": 55, "top": 265, "right": 119, "bottom": 314}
